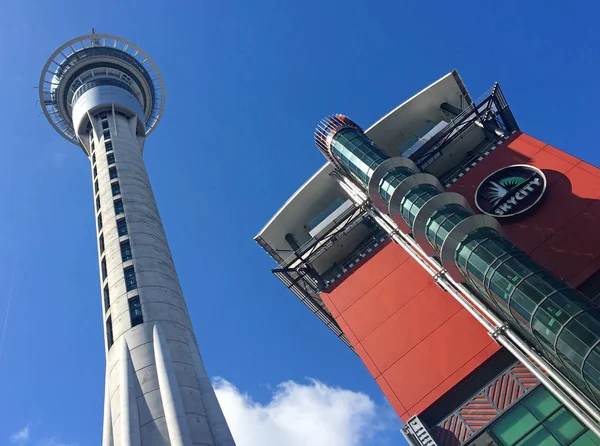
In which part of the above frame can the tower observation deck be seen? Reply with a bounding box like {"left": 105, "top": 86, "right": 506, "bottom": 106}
{"left": 39, "top": 32, "right": 236, "bottom": 446}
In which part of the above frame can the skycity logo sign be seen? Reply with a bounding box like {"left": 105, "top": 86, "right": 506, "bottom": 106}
{"left": 475, "top": 164, "right": 547, "bottom": 218}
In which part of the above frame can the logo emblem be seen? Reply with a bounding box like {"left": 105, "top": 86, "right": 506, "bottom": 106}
{"left": 475, "top": 165, "right": 547, "bottom": 218}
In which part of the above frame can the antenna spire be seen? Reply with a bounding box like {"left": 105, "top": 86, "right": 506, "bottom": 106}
{"left": 90, "top": 28, "right": 100, "bottom": 46}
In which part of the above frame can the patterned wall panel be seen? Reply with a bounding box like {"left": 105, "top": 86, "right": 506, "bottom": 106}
{"left": 430, "top": 363, "right": 538, "bottom": 445}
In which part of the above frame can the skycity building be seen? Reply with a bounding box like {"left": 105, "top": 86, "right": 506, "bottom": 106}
{"left": 39, "top": 32, "right": 236, "bottom": 446}
{"left": 257, "top": 71, "right": 600, "bottom": 445}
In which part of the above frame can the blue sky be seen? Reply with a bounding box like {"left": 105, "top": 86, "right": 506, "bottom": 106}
{"left": 1, "top": 1, "right": 600, "bottom": 445}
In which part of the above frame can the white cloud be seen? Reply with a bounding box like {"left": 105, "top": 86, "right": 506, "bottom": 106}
{"left": 38, "top": 437, "right": 77, "bottom": 446}
{"left": 9, "top": 424, "right": 30, "bottom": 443}
{"left": 214, "top": 378, "right": 396, "bottom": 446}
{"left": 8, "top": 423, "right": 76, "bottom": 446}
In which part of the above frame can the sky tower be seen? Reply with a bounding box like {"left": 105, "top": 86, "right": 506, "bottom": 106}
{"left": 39, "top": 31, "right": 236, "bottom": 446}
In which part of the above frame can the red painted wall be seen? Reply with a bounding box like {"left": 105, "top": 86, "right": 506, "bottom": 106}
{"left": 321, "top": 132, "right": 600, "bottom": 423}
{"left": 320, "top": 241, "right": 500, "bottom": 422}
{"left": 449, "top": 133, "right": 600, "bottom": 287}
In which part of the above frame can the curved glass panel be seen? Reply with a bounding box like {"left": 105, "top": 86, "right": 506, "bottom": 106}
{"left": 331, "top": 130, "right": 386, "bottom": 187}
{"left": 378, "top": 167, "right": 413, "bottom": 205}
{"left": 399, "top": 184, "right": 439, "bottom": 227}
{"left": 425, "top": 204, "right": 471, "bottom": 253}
{"left": 583, "top": 345, "right": 600, "bottom": 404}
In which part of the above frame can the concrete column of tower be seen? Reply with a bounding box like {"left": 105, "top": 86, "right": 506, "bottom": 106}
{"left": 39, "top": 33, "right": 236, "bottom": 446}
{"left": 315, "top": 114, "right": 600, "bottom": 409}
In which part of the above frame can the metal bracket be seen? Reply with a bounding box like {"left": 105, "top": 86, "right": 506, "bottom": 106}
{"left": 490, "top": 323, "right": 510, "bottom": 340}
{"left": 433, "top": 269, "right": 448, "bottom": 289}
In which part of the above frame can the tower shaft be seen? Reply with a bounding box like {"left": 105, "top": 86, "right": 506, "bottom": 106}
{"left": 90, "top": 111, "right": 234, "bottom": 446}
{"left": 39, "top": 33, "right": 236, "bottom": 446}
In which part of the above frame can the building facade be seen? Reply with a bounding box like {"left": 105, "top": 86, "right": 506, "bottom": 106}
{"left": 256, "top": 72, "right": 600, "bottom": 445}
{"left": 39, "top": 32, "right": 235, "bottom": 446}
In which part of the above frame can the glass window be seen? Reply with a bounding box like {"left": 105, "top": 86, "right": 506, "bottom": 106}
{"left": 99, "top": 234, "right": 105, "bottom": 254}
{"left": 104, "top": 284, "right": 110, "bottom": 311}
{"left": 101, "top": 120, "right": 109, "bottom": 130}
{"left": 117, "top": 218, "right": 127, "bottom": 236}
{"left": 106, "top": 316, "right": 113, "bottom": 348}
{"left": 378, "top": 167, "right": 412, "bottom": 205}
{"left": 436, "top": 205, "right": 470, "bottom": 244}
{"left": 571, "top": 431, "right": 600, "bottom": 445}
{"left": 96, "top": 196, "right": 101, "bottom": 211}
{"left": 491, "top": 403, "right": 539, "bottom": 445}
{"left": 514, "top": 425, "right": 560, "bottom": 445}
{"left": 129, "top": 296, "right": 143, "bottom": 326}
{"left": 523, "top": 386, "right": 560, "bottom": 419}
{"left": 114, "top": 199, "right": 124, "bottom": 215}
{"left": 111, "top": 182, "right": 121, "bottom": 196}
{"left": 91, "top": 141, "right": 95, "bottom": 153}
{"left": 109, "top": 167, "right": 118, "bottom": 179}
{"left": 121, "top": 240, "right": 132, "bottom": 261}
{"left": 545, "top": 408, "right": 585, "bottom": 443}
{"left": 92, "top": 153, "right": 96, "bottom": 164}
{"left": 97, "top": 213, "right": 103, "bottom": 230}
{"left": 105, "top": 141, "right": 113, "bottom": 152}
{"left": 487, "top": 386, "right": 595, "bottom": 446}
{"left": 510, "top": 275, "right": 551, "bottom": 326}
{"left": 94, "top": 179, "right": 99, "bottom": 194}
{"left": 400, "top": 184, "right": 439, "bottom": 226}
{"left": 330, "top": 130, "right": 386, "bottom": 187}
{"left": 532, "top": 289, "right": 582, "bottom": 347}
{"left": 107, "top": 153, "right": 115, "bottom": 165}
{"left": 584, "top": 345, "right": 600, "bottom": 395}
{"left": 557, "top": 309, "right": 600, "bottom": 374}
{"left": 103, "top": 130, "right": 110, "bottom": 140}
{"left": 124, "top": 266, "right": 137, "bottom": 291}
{"left": 93, "top": 165, "right": 97, "bottom": 178}
{"left": 101, "top": 257, "right": 107, "bottom": 280}
{"left": 490, "top": 263, "right": 517, "bottom": 304}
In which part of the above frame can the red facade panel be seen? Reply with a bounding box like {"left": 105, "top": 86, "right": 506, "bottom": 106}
{"left": 449, "top": 133, "right": 600, "bottom": 286}
{"left": 320, "top": 132, "right": 600, "bottom": 422}
{"left": 381, "top": 309, "right": 496, "bottom": 419}
{"left": 321, "top": 243, "right": 499, "bottom": 422}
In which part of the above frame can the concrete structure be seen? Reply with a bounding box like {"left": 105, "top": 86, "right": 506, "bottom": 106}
{"left": 257, "top": 72, "right": 600, "bottom": 444}
{"left": 40, "top": 32, "right": 236, "bottom": 446}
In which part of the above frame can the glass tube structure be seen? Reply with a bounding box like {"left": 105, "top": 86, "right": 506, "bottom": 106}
{"left": 39, "top": 32, "right": 236, "bottom": 446}
{"left": 315, "top": 114, "right": 600, "bottom": 410}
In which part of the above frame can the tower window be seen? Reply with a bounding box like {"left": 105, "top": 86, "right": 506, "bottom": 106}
{"left": 91, "top": 141, "right": 95, "bottom": 153}
{"left": 112, "top": 182, "right": 121, "bottom": 196}
{"left": 100, "top": 112, "right": 108, "bottom": 119}
{"left": 99, "top": 234, "right": 105, "bottom": 254}
{"left": 107, "top": 153, "right": 115, "bottom": 165}
{"left": 101, "top": 121, "right": 109, "bottom": 130}
{"left": 105, "top": 141, "right": 113, "bottom": 152}
{"left": 109, "top": 167, "right": 118, "bottom": 179}
{"left": 114, "top": 199, "right": 124, "bottom": 215}
{"left": 93, "top": 165, "right": 97, "bottom": 178}
{"left": 106, "top": 316, "right": 113, "bottom": 348}
{"left": 94, "top": 179, "right": 99, "bottom": 194}
{"left": 124, "top": 266, "right": 137, "bottom": 291}
{"left": 92, "top": 153, "right": 96, "bottom": 164}
{"left": 97, "top": 213, "right": 103, "bottom": 230}
{"left": 101, "top": 257, "right": 107, "bottom": 280}
{"left": 121, "top": 240, "right": 132, "bottom": 261}
{"left": 117, "top": 218, "right": 128, "bottom": 236}
{"left": 104, "top": 284, "right": 110, "bottom": 311}
{"left": 129, "top": 296, "right": 143, "bottom": 326}
{"left": 103, "top": 130, "right": 110, "bottom": 140}
{"left": 96, "top": 196, "right": 101, "bottom": 211}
